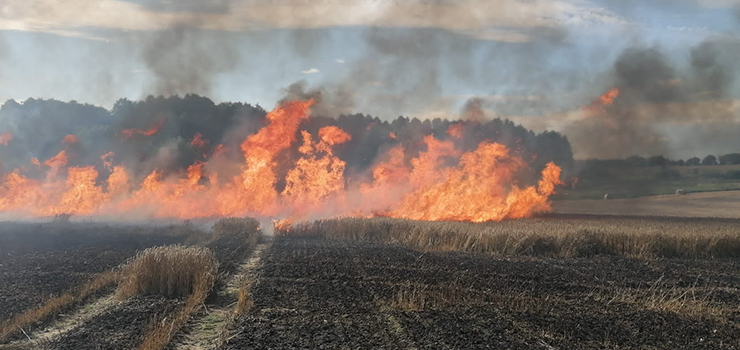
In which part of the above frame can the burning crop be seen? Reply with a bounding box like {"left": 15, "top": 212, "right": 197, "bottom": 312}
{"left": 0, "top": 99, "right": 562, "bottom": 222}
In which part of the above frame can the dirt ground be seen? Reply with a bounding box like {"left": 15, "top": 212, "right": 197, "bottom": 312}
{"left": 2, "top": 220, "right": 739, "bottom": 349}
{"left": 223, "top": 237, "right": 740, "bottom": 350}
{"left": 0, "top": 222, "right": 261, "bottom": 350}
{"left": 553, "top": 190, "right": 740, "bottom": 218}
{"left": 47, "top": 295, "right": 182, "bottom": 350}
{"left": 0, "top": 223, "right": 183, "bottom": 321}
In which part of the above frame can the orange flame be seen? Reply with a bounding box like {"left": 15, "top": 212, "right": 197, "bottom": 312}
{"left": 62, "top": 134, "right": 79, "bottom": 144}
{"left": 447, "top": 124, "right": 463, "bottom": 139}
{"left": 0, "top": 98, "right": 562, "bottom": 223}
{"left": 0, "top": 132, "right": 13, "bottom": 146}
{"left": 585, "top": 88, "right": 620, "bottom": 112}
{"left": 43, "top": 151, "right": 68, "bottom": 169}
{"left": 122, "top": 119, "right": 166, "bottom": 139}
{"left": 282, "top": 127, "right": 350, "bottom": 211}
{"left": 191, "top": 133, "right": 208, "bottom": 149}
{"left": 100, "top": 152, "right": 114, "bottom": 170}
{"left": 273, "top": 218, "right": 292, "bottom": 233}
{"left": 388, "top": 141, "right": 561, "bottom": 222}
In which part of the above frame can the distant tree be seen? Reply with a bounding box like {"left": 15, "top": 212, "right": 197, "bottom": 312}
{"left": 719, "top": 153, "right": 740, "bottom": 165}
{"left": 686, "top": 157, "right": 701, "bottom": 166}
{"left": 625, "top": 156, "right": 648, "bottom": 167}
{"left": 648, "top": 155, "right": 668, "bottom": 167}
{"left": 701, "top": 155, "right": 718, "bottom": 166}
{"left": 675, "top": 159, "right": 685, "bottom": 166}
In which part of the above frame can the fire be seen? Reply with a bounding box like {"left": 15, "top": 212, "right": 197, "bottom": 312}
{"left": 62, "top": 135, "right": 79, "bottom": 144}
{"left": 43, "top": 151, "right": 68, "bottom": 167}
{"left": 100, "top": 152, "right": 115, "bottom": 170}
{"left": 446, "top": 123, "right": 463, "bottom": 139}
{"left": 383, "top": 140, "right": 561, "bottom": 222}
{"left": 191, "top": 133, "right": 208, "bottom": 149}
{"left": 585, "top": 88, "right": 620, "bottom": 112}
{"left": 0, "top": 98, "right": 562, "bottom": 223}
{"left": 212, "top": 144, "right": 227, "bottom": 157}
{"left": 0, "top": 132, "right": 13, "bottom": 146}
{"left": 389, "top": 132, "right": 396, "bottom": 139}
{"left": 283, "top": 127, "right": 350, "bottom": 211}
{"left": 122, "top": 119, "right": 166, "bottom": 139}
{"left": 230, "top": 99, "right": 315, "bottom": 216}
{"left": 273, "top": 218, "right": 292, "bottom": 234}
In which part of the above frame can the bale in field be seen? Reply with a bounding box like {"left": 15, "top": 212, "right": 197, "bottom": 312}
{"left": 117, "top": 245, "right": 218, "bottom": 299}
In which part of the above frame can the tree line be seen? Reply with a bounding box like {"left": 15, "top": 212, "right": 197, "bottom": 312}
{"left": 0, "top": 95, "right": 574, "bottom": 187}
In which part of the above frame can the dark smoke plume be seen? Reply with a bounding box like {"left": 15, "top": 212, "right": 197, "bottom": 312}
{"left": 141, "top": 0, "right": 239, "bottom": 97}
{"left": 143, "top": 25, "right": 239, "bottom": 97}
{"left": 564, "top": 35, "right": 740, "bottom": 159}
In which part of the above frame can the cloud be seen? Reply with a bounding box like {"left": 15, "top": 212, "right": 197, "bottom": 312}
{"left": 335, "top": 59, "right": 345, "bottom": 64}
{"left": 300, "top": 68, "right": 319, "bottom": 74}
{"left": 0, "top": 0, "right": 627, "bottom": 42}
{"left": 695, "top": 0, "right": 740, "bottom": 7}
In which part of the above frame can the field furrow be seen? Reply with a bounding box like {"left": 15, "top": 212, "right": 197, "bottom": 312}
{"left": 172, "top": 237, "right": 271, "bottom": 350}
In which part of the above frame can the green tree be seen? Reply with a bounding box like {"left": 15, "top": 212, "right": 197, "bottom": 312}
{"left": 701, "top": 155, "right": 717, "bottom": 166}
{"left": 686, "top": 157, "right": 701, "bottom": 166}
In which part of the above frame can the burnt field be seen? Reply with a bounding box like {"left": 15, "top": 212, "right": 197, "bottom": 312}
{"left": 0, "top": 222, "right": 186, "bottom": 322}
{"left": 225, "top": 235, "right": 740, "bottom": 350}
{"left": 0, "top": 215, "right": 739, "bottom": 350}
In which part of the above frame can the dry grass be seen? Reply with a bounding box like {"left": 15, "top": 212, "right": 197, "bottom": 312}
{"left": 0, "top": 270, "right": 118, "bottom": 343}
{"left": 211, "top": 217, "right": 260, "bottom": 243}
{"left": 385, "top": 283, "right": 484, "bottom": 312}
{"left": 0, "top": 223, "right": 209, "bottom": 345}
{"left": 117, "top": 245, "right": 218, "bottom": 299}
{"left": 384, "top": 279, "right": 733, "bottom": 324}
{"left": 118, "top": 245, "right": 217, "bottom": 350}
{"left": 210, "top": 217, "right": 261, "bottom": 317}
{"left": 381, "top": 282, "right": 560, "bottom": 315}
{"left": 136, "top": 287, "right": 211, "bottom": 350}
{"left": 596, "top": 276, "right": 731, "bottom": 320}
{"left": 127, "top": 219, "right": 262, "bottom": 350}
{"left": 235, "top": 287, "right": 255, "bottom": 315}
{"left": 286, "top": 216, "right": 740, "bottom": 259}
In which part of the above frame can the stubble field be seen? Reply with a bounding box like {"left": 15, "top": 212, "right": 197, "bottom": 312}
{"left": 0, "top": 213, "right": 738, "bottom": 350}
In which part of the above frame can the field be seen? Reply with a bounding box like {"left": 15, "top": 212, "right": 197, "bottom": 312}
{"left": 561, "top": 164, "right": 740, "bottom": 199}
{"left": 1, "top": 215, "right": 739, "bottom": 349}
{"left": 554, "top": 190, "right": 740, "bottom": 219}
{"left": 0, "top": 223, "right": 187, "bottom": 322}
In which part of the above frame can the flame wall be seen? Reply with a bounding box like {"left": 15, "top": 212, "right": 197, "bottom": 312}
{"left": 0, "top": 98, "right": 564, "bottom": 222}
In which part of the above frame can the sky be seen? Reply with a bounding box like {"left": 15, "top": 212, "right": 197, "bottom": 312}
{"left": 0, "top": 0, "right": 739, "bottom": 158}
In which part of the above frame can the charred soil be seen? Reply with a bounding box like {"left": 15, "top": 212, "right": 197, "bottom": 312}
{"left": 223, "top": 237, "right": 740, "bottom": 350}
{"left": 0, "top": 223, "right": 183, "bottom": 322}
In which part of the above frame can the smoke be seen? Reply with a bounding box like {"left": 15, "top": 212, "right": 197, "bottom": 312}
{"left": 279, "top": 81, "right": 356, "bottom": 118}
{"left": 283, "top": 18, "right": 570, "bottom": 119}
{"left": 4, "top": 0, "right": 737, "bottom": 162}
{"left": 560, "top": 34, "right": 740, "bottom": 159}
{"left": 136, "top": 0, "right": 234, "bottom": 14}
{"left": 142, "top": 25, "right": 239, "bottom": 97}
{"left": 141, "top": 0, "right": 239, "bottom": 97}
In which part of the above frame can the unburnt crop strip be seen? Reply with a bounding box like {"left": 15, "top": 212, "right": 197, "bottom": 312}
{"left": 285, "top": 215, "right": 740, "bottom": 259}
